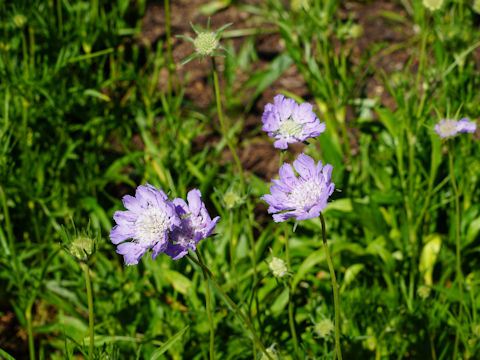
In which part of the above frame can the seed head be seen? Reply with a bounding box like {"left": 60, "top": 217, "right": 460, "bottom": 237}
{"left": 13, "top": 14, "right": 27, "bottom": 28}
{"left": 194, "top": 32, "right": 218, "bottom": 56}
{"left": 423, "top": 0, "right": 443, "bottom": 11}
{"left": 315, "top": 318, "right": 334, "bottom": 338}
{"left": 269, "top": 257, "right": 288, "bottom": 278}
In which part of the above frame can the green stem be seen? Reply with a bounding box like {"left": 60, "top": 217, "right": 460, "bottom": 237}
{"left": 279, "top": 151, "right": 299, "bottom": 357}
{"left": 285, "top": 223, "right": 299, "bottom": 358}
{"left": 188, "top": 254, "right": 272, "bottom": 360}
{"left": 211, "top": 57, "right": 245, "bottom": 195}
{"left": 320, "top": 213, "right": 342, "bottom": 360}
{"left": 197, "top": 252, "right": 215, "bottom": 360}
{"left": 82, "top": 263, "right": 94, "bottom": 359}
{"left": 448, "top": 144, "right": 463, "bottom": 360}
{"left": 26, "top": 301, "right": 35, "bottom": 360}
{"left": 164, "top": 0, "right": 173, "bottom": 98}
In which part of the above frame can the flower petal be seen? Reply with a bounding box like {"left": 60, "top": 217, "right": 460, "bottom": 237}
{"left": 116, "top": 242, "right": 147, "bottom": 265}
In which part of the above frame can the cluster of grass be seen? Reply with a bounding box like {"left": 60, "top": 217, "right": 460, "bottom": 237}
{"left": 1, "top": 0, "right": 480, "bottom": 359}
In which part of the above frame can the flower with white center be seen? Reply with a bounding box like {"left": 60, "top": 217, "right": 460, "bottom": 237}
{"left": 165, "top": 189, "right": 220, "bottom": 260}
{"left": 262, "top": 95, "right": 326, "bottom": 150}
{"left": 261, "top": 153, "right": 335, "bottom": 222}
{"left": 110, "top": 183, "right": 180, "bottom": 265}
{"left": 434, "top": 118, "right": 477, "bottom": 139}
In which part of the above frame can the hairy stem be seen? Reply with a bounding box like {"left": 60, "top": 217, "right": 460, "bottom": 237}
{"left": 82, "top": 262, "right": 95, "bottom": 359}
{"left": 320, "top": 213, "right": 342, "bottom": 360}
{"left": 188, "top": 254, "right": 272, "bottom": 360}
{"left": 448, "top": 144, "right": 463, "bottom": 360}
{"left": 197, "top": 252, "right": 215, "bottom": 360}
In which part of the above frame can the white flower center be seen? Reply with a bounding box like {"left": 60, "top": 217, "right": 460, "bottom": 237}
{"left": 135, "top": 207, "right": 170, "bottom": 247}
{"left": 438, "top": 120, "right": 458, "bottom": 137}
{"left": 279, "top": 118, "right": 304, "bottom": 138}
{"left": 289, "top": 180, "right": 324, "bottom": 208}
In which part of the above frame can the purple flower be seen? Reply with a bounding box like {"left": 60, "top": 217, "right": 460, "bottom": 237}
{"left": 262, "top": 95, "right": 326, "bottom": 149}
{"left": 434, "top": 118, "right": 477, "bottom": 138}
{"left": 165, "top": 189, "right": 220, "bottom": 260}
{"left": 110, "top": 183, "right": 180, "bottom": 265}
{"left": 261, "top": 153, "right": 335, "bottom": 222}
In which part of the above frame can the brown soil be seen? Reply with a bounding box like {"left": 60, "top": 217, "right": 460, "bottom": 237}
{"left": 140, "top": 0, "right": 412, "bottom": 180}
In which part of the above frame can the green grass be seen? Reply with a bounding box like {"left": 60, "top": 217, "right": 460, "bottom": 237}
{"left": 1, "top": 0, "right": 480, "bottom": 359}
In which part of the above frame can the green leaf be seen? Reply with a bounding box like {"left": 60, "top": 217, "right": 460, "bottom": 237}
{"left": 164, "top": 270, "right": 192, "bottom": 295}
{"left": 270, "top": 287, "right": 289, "bottom": 314}
{"left": 149, "top": 325, "right": 190, "bottom": 360}
{"left": 340, "top": 264, "right": 364, "bottom": 293}
{"left": 0, "top": 348, "right": 15, "bottom": 360}
{"left": 419, "top": 234, "right": 442, "bottom": 285}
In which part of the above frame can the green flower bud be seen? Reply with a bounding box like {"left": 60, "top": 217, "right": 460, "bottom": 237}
{"left": 194, "top": 32, "right": 218, "bottom": 56}
{"left": 69, "top": 236, "right": 94, "bottom": 262}
{"left": 417, "top": 285, "right": 431, "bottom": 299}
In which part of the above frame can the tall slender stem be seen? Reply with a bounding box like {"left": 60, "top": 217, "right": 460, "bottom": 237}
{"left": 320, "top": 213, "right": 342, "bottom": 360}
{"left": 197, "top": 252, "right": 215, "bottom": 360}
{"left": 82, "top": 262, "right": 94, "bottom": 359}
{"left": 164, "top": 0, "right": 173, "bottom": 98}
{"left": 25, "top": 301, "right": 35, "bottom": 360}
{"left": 280, "top": 148, "right": 299, "bottom": 357}
{"left": 448, "top": 144, "right": 463, "bottom": 360}
{"left": 188, "top": 254, "right": 272, "bottom": 360}
{"left": 211, "top": 57, "right": 245, "bottom": 194}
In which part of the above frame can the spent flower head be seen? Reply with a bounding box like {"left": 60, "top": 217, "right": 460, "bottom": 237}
{"left": 434, "top": 118, "right": 476, "bottom": 139}
{"left": 110, "top": 183, "right": 180, "bottom": 265}
{"left": 262, "top": 95, "right": 326, "bottom": 149}
{"left": 164, "top": 189, "right": 220, "bottom": 260}
{"left": 261, "top": 153, "right": 335, "bottom": 222}
{"left": 179, "top": 19, "right": 233, "bottom": 65}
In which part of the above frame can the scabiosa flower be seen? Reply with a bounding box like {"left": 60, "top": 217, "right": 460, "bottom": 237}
{"left": 110, "top": 183, "right": 180, "bottom": 265}
{"left": 262, "top": 95, "right": 325, "bottom": 150}
{"left": 261, "top": 153, "right": 335, "bottom": 222}
{"left": 434, "top": 118, "right": 477, "bottom": 138}
{"left": 165, "top": 189, "right": 220, "bottom": 260}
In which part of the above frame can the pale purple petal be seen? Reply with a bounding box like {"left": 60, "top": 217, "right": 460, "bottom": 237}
{"left": 116, "top": 242, "right": 147, "bottom": 266}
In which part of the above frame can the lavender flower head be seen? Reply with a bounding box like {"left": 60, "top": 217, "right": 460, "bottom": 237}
{"left": 434, "top": 118, "right": 477, "bottom": 138}
{"left": 261, "top": 153, "right": 335, "bottom": 222}
{"left": 262, "top": 95, "right": 326, "bottom": 150}
{"left": 165, "top": 189, "right": 220, "bottom": 260}
{"left": 110, "top": 183, "right": 180, "bottom": 265}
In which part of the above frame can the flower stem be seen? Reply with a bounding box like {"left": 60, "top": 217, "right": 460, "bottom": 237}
{"left": 211, "top": 57, "right": 245, "bottom": 195}
{"left": 285, "top": 223, "right": 299, "bottom": 358}
{"left": 448, "top": 143, "right": 463, "bottom": 360}
{"left": 81, "top": 262, "right": 95, "bottom": 359}
{"left": 25, "top": 301, "right": 35, "bottom": 360}
{"left": 197, "top": 252, "right": 215, "bottom": 360}
{"left": 164, "top": 0, "right": 173, "bottom": 98}
{"left": 188, "top": 254, "right": 272, "bottom": 360}
{"left": 320, "top": 213, "right": 342, "bottom": 360}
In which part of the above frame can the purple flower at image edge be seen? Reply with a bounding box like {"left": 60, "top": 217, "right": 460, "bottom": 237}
{"left": 262, "top": 94, "right": 326, "bottom": 150}
{"left": 165, "top": 189, "right": 220, "bottom": 260}
{"left": 261, "top": 153, "right": 335, "bottom": 222}
{"left": 434, "top": 118, "right": 477, "bottom": 139}
{"left": 110, "top": 183, "right": 180, "bottom": 265}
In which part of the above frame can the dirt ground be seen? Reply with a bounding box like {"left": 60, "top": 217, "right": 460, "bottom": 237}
{"left": 140, "top": 0, "right": 415, "bottom": 181}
